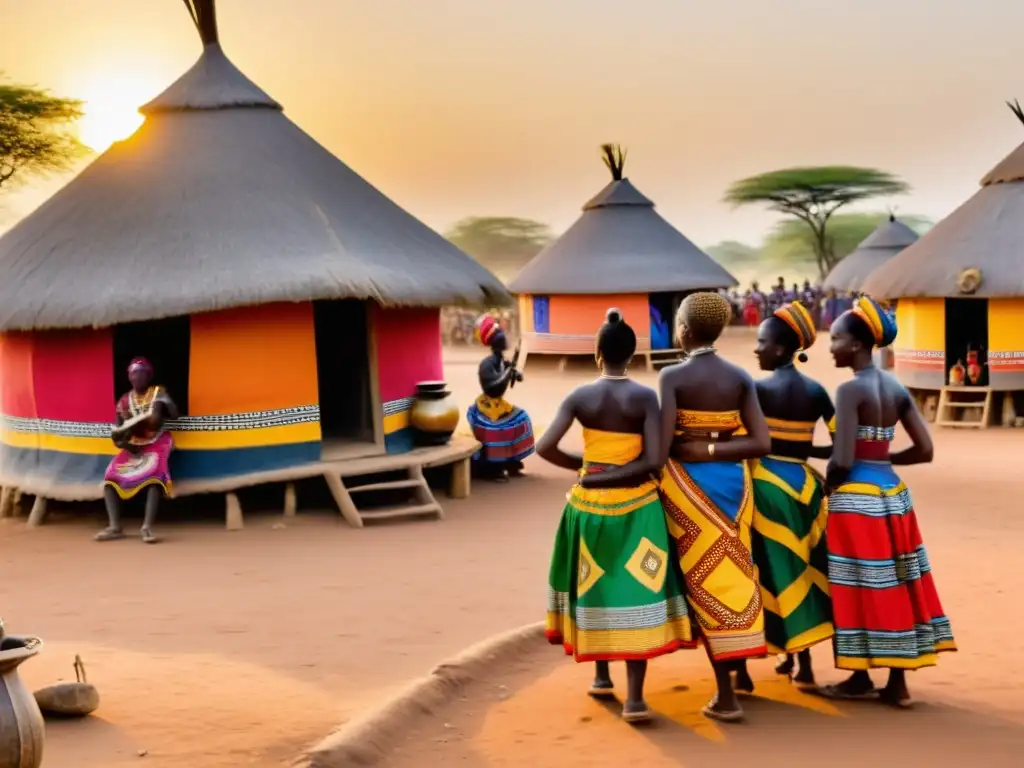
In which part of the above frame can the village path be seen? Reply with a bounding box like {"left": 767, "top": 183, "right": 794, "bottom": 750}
{"left": 2, "top": 329, "right": 1021, "bottom": 766}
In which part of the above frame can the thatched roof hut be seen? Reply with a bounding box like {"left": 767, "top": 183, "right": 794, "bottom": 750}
{"left": 0, "top": 0, "right": 503, "bottom": 500}
{"left": 0, "top": 0, "right": 507, "bottom": 333}
{"left": 509, "top": 146, "right": 735, "bottom": 295}
{"left": 822, "top": 214, "right": 919, "bottom": 293}
{"left": 861, "top": 102, "right": 1024, "bottom": 397}
{"left": 509, "top": 145, "right": 736, "bottom": 364}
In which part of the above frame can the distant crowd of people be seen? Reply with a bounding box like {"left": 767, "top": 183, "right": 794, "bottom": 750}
{"left": 442, "top": 307, "right": 516, "bottom": 345}
{"left": 721, "top": 276, "right": 862, "bottom": 331}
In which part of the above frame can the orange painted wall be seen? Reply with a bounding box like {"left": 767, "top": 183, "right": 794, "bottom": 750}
{"left": 548, "top": 294, "right": 650, "bottom": 337}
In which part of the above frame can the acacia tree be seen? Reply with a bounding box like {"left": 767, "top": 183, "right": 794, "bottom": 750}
{"left": 446, "top": 216, "right": 554, "bottom": 283}
{"left": 723, "top": 166, "right": 909, "bottom": 278}
{"left": 0, "top": 75, "right": 87, "bottom": 190}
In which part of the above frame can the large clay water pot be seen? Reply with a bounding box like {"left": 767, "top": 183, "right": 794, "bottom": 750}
{"left": 409, "top": 381, "right": 459, "bottom": 446}
{"left": 0, "top": 632, "right": 44, "bottom": 768}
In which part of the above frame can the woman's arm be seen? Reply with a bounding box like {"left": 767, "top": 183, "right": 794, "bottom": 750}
{"left": 657, "top": 369, "right": 679, "bottom": 467}
{"left": 808, "top": 384, "right": 836, "bottom": 460}
{"left": 890, "top": 389, "right": 934, "bottom": 466}
{"left": 580, "top": 390, "right": 660, "bottom": 488}
{"left": 824, "top": 382, "right": 858, "bottom": 492}
{"left": 535, "top": 391, "right": 583, "bottom": 472}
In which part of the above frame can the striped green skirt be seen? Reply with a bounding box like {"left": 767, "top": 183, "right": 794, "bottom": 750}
{"left": 546, "top": 480, "right": 694, "bottom": 661}
{"left": 750, "top": 456, "right": 834, "bottom": 653}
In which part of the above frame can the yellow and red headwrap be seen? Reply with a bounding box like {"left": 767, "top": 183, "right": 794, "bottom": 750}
{"left": 773, "top": 300, "right": 816, "bottom": 350}
{"left": 475, "top": 314, "right": 500, "bottom": 346}
{"left": 850, "top": 295, "right": 898, "bottom": 348}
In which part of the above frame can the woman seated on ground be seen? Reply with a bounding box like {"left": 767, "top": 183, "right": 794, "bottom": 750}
{"left": 737, "top": 300, "right": 835, "bottom": 693}
{"left": 657, "top": 292, "right": 771, "bottom": 723}
{"left": 539, "top": 309, "right": 693, "bottom": 724}
{"left": 466, "top": 314, "right": 535, "bottom": 481}
{"left": 821, "top": 296, "right": 955, "bottom": 708}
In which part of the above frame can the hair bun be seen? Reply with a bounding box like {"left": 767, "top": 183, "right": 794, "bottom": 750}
{"left": 797, "top": 352, "right": 809, "bottom": 363}
{"left": 606, "top": 308, "right": 623, "bottom": 324}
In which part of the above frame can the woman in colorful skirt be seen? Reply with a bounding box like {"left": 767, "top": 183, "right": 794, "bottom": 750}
{"left": 736, "top": 300, "right": 834, "bottom": 694}
{"left": 822, "top": 296, "right": 955, "bottom": 707}
{"left": 466, "top": 314, "right": 535, "bottom": 481}
{"left": 658, "top": 292, "right": 771, "bottom": 722}
{"left": 96, "top": 357, "right": 178, "bottom": 544}
{"left": 541, "top": 309, "right": 693, "bottom": 724}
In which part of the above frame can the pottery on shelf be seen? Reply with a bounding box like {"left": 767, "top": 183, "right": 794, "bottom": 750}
{"left": 0, "top": 626, "right": 45, "bottom": 768}
{"left": 410, "top": 381, "right": 459, "bottom": 446}
{"left": 949, "top": 360, "right": 966, "bottom": 386}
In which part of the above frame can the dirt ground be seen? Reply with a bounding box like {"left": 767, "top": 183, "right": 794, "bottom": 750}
{"left": 3, "top": 328, "right": 1020, "bottom": 766}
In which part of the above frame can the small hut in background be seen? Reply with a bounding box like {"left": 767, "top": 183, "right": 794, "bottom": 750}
{"left": 862, "top": 101, "right": 1024, "bottom": 428}
{"left": 508, "top": 145, "right": 736, "bottom": 370}
{"left": 822, "top": 213, "right": 919, "bottom": 293}
{"left": 0, "top": 0, "right": 507, "bottom": 525}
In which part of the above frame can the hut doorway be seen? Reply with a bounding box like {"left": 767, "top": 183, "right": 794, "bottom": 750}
{"left": 313, "top": 300, "right": 375, "bottom": 447}
{"left": 113, "top": 316, "right": 192, "bottom": 414}
{"left": 945, "top": 298, "right": 988, "bottom": 386}
{"left": 648, "top": 292, "right": 683, "bottom": 350}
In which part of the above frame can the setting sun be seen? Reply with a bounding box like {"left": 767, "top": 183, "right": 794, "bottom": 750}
{"left": 75, "top": 75, "right": 156, "bottom": 152}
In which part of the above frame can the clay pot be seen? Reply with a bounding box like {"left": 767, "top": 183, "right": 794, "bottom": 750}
{"left": 0, "top": 635, "right": 45, "bottom": 768}
{"left": 966, "top": 353, "right": 982, "bottom": 385}
{"left": 410, "top": 381, "right": 459, "bottom": 446}
{"left": 949, "top": 360, "right": 966, "bottom": 386}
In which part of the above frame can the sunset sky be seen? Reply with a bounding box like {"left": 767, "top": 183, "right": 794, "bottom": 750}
{"left": 5, "top": 0, "right": 1024, "bottom": 249}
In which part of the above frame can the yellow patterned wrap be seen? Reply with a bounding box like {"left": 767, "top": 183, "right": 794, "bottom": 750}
{"left": 765, "top": 416, "right": 815, "bottom": 443}
{"left": 571, "top": 429, "right": 657, "bottom": 515}
{"left": 659, "top": 409, "right": 767, "bottom": 661}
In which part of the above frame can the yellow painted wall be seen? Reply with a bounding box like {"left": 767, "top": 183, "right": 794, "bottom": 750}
{"left": 892, "top": 298, "right": 945, "bottom": 388}
{"left": 988, "top": 298, "right": 1024, "bottom": 352}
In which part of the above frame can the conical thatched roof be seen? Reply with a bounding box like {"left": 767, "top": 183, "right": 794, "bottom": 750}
{"left": 507, "top": 145, "right": 736, "bottom": 295}
{"left": 822, "top": 214, "right": 919, "bottom": 293}
{"left": 862, "top": 104, "right": 1024, "bottom": 300}
{"left": 0, "top": 0, "right": 507, "bottom": 332}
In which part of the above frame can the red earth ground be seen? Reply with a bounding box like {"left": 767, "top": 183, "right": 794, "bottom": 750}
{"left": 2, "top": 328, "right": 1020, "bottom": 766}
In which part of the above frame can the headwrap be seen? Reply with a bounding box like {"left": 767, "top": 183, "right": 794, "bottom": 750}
{"left": 475, "top": 315, "right": 500, "bottom": 346}
{"left": 128, "top": 357, "right": 153, "bottom": 375}
{"left": 850, "top": 295, "right": 898, "bottom": 348}
{"left": 773, "top": 300, "right": 816, "bottom": 350}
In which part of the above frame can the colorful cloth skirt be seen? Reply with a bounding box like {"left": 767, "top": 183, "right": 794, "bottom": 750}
{"left": 827, "top": 461, "right": 956, "bottom": 670}
{"left": 104, "top": 432, "right": 174, "bottom": 500}
{"left": 751, "top": 457, "right": 834, "bottom": 653}
{"left": 467, "top": 395, "right": 535, "bottom": 465}
{"left": 546, "top": 481, "right": 694, "bottom": 661}
{"left": 660, "top": 459, "right": 767, "bottom": 662}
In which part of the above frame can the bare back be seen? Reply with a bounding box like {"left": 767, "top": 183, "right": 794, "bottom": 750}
{"left": 573, "top": 379, "right": 654, "bottom": 435}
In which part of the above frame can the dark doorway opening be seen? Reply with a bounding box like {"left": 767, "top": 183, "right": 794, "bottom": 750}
{"left": 313, "top": 299, "right": 374, "bottom": 443}
{"left": 112, "top": 315, "right": 192, "bottom": 414}
{"left": 945, "top": 298, "right": 988, "bottom": 386}
{"left": 648, "top": 292, "right": 684, "bottom": 350}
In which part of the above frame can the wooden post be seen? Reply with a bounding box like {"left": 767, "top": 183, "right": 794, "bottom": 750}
{"left": 26, "top": 496, "right": 48, "bottom": 528}
{"left": 449, "top": 457, "right": 471, "bottom": 499}
{"left": 323, "top": 473, "right": 364, "bottom": 528}
{"left": 225, "top": 492, "right": 244, "bottom": 531}
{"left": 0, "top": 487, "right": 13, "bottom": 519}
{"left": 12, "top": 489, "right": 23, "bottom": 508}
{"left": 283, "top": 483, "right": 297, "bottom": 518}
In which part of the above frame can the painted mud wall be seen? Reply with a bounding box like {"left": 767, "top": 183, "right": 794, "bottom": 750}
{"left": 518, "top": 293, "right": 652, "bottom": 355}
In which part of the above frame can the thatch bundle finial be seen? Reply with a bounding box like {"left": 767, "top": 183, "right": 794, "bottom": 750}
{"left": 182, "top": 0, "right": 219, "bottom": 46}
{"left": 1007, "top": 98, "right": 1024, "bottom": 127}
{"left": 600, "top": 144, "right": 627, "bottom": 181}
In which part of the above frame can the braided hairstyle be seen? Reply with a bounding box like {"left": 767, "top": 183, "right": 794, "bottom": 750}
{"left": 597, "top": 308, "right": 637, "bottom": 367}
{"left": 676, "top": 292, "right": 733, "bottom": 346}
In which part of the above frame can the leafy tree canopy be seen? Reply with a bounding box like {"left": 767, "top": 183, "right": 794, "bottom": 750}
{"left": 446, "top": 216, "right": 554, "bottom": 283}
{"left": 0, "top": 74, "right": 87, "bottom": 190}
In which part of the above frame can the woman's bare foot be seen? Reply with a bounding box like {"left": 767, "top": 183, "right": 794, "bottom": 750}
{"left": 140, "top": 526, "right": 159, "bottom": 544}
{"left": 702, "top": 693, "right": 743, "bottom": 722}
{"left": 94, "top": 527, "right": 124, "bottom": 542}
{"left": 733, "top": 663, "right": 755, "bottom": 695}
{"left": 774, "top": 654, "right": 795, "bottom": 676}
{"left": 589, "top": 662, "right": 615, "bottom": 697}
{"left": 880, "top": 670, "right": 912, "bottom": 708}
{"left": 818, "top": 671, "right": 877, "bottom": 700}
{"left": 621, "top": 699, "right": 651, "bottom": 723}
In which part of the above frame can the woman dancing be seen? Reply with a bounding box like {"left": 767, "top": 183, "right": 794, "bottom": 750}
{"left": 541, "top": 309, "right": 692, "bottom": 724}
{"left": 658, "top": 292, "right": 771, "bottom": 722}
{"left": 737, "top": 300, "right": 834, "bottom": 693}
{"left": 821, "top": 296, "right": 955, "bottom": 707}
